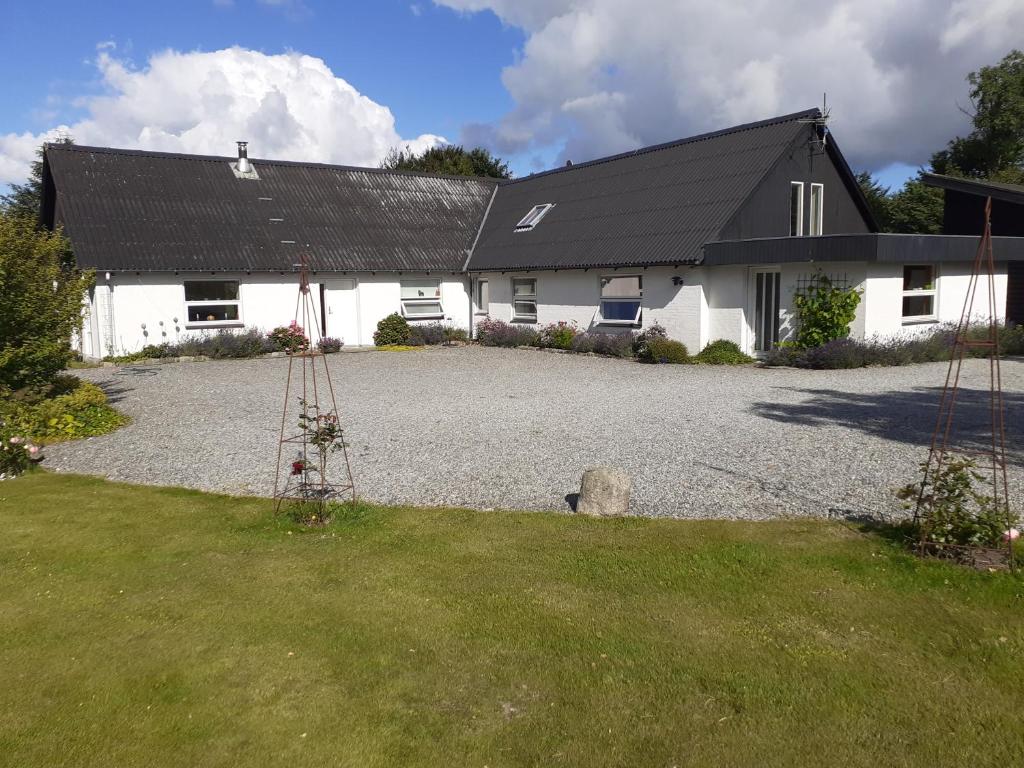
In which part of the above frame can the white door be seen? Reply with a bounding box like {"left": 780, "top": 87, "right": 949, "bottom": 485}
{"left": 750, "top": 269, "right": 781, "bottom": 354}
{"left": 323, "top": 279, "right": 360, "bottom": 345}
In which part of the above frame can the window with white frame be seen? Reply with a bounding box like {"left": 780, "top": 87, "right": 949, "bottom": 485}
{"left": 476, "top": 279, "right": 489, "bottom": 314}
{"left": 809, "top": 183, "right": 824, "bottom": 236}
{"left": 514, "top": 203, "right": 554, "bottom": 232}
{"left": 400, "top": 279, "right": 444, "bottom": 318}
{"left": 902, "top": 265, "right": 937, "bottom": 321}
{"left": 598, "top": 275, "right": 642, "bottom": 325}
{"left": 184, "top": 280, "right": 242, "bottom": 325}
{"left": 789, "top": 181, "right": 804, "bottom": 236}
{"left": 511, "top": 278, "right": 537, "bottom": 322}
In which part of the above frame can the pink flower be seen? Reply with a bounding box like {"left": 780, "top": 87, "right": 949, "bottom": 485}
{"left": 1003, "top": 528, "right": 1020, "bottom": 542}
{"left": 27, "top": 445, "right": 39, "bottom": 455}
{"left": 9, "top": 437, "right": 21, "bottom": 445}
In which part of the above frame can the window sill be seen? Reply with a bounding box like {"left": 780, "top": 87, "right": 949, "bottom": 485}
{"left": 185, "top": 322, "right": 244, "bottom": 330}
{"left": 597, "top": 320, "right": 641, "bottom": 327}
{"left": 511, "top": 317, "right": 537, "bottom": 324}
{"left": 901, "top": 317, "right": 938, "bottom": 326}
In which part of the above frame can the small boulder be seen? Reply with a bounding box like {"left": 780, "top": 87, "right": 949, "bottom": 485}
{"left": 576, "top": 466, "right": 632, "bottom": 517}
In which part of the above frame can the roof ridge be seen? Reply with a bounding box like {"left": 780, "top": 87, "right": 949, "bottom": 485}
{"left": 504, "top": 108, "right": 821, "bottom": 185}
{"left": 43, "top": 142, "right": 503, "bottom": 186}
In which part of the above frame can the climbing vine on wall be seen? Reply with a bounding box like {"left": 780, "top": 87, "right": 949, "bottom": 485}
{"left": 792, "top": 271, "right": 862, "bottom": 348}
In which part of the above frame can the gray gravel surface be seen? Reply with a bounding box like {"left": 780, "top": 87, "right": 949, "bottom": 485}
{"left": 46, "top": 347, "right": 1024, "bottom": 519}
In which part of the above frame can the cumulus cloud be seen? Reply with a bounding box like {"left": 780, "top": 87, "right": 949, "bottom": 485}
{"left": 435, "top": 0, "right": 1024, "bottom": 171}
{"left": 0, "top": 45, "right": 444, "bottom": 186}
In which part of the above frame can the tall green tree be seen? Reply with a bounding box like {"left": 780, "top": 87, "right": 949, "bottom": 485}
{"left": 855, "top": 171, "right": 892, "bottom": 231}
{"left": 380, "top": 144, "right": 512, "bottom": 179}
{"left": 0, "top": 214, "right": 92, "bottom": 390}
{"left": 1, "top": 137, "right": 74, "bottom": 222}
{"left": 930, "top": 49, "right": 1024, "bottom": 184}
{"left": 887, "top": 174, "right": 945, "bottom": 235}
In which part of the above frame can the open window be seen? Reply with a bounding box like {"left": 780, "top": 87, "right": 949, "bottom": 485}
{"left": 184, "top": 280, "right": 242, "bottom": 326}
{"left": 902, "top": 265, "right": 937, "bottom": 322}
{"left": 401, "top": 279, "right": 444, "bottom": 319}
{"left": 511, "top": 278, "right": 537, "bottom": 322}
{"left": 789, "top": 182, "right": 804, "bottom": 236}
{"left": 598, "top": 275, "right": 642, "bottom": 325}
{"left": 809, "top": 183, "right": 823, "bottom": 236}
{"left": 514, "top": 203, "right": 554, "bottom": 232}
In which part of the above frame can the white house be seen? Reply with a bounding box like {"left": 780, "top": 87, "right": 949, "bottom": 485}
{"left": 41, "top": 110, "right": 1023, "bottom": 359}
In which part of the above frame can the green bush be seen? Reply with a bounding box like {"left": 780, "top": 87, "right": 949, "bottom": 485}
{"left": 537, "top": 321, "right": 578, "bottom": 350}
{"left": 374, "top": 313, "right": 411, "bottom": 346}
{"left": 692, "top": 339, "right": 754, "bottom": 365}
{"left": 638, "top": 337, "right": 689, "bottom": 364}
{"left": 632, "top": 323, "right": 667, "bottom": 358}
{"left": 267, "top": 322, "right": 309, "bottom": 353}
{"left": 0, "top": 215, "right": 94, "bottom": 389}
{"left": 792, "top": 272, "right": 862, "bottom": 349}
{"left": 1, "top": 379, "right": 127, "bottom": 444}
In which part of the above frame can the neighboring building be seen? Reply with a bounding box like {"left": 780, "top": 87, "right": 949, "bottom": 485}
{"left": 41, "top": 109, "right": 1024, "bottom": 358}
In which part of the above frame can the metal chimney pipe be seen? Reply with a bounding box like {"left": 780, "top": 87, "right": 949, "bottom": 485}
{"left": 237, "top": 141, "right": 250, "bottom": 173}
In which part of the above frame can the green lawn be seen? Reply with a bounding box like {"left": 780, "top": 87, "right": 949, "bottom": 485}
{"left": 1, "top": 473, "right": 1022, "bottom": 767}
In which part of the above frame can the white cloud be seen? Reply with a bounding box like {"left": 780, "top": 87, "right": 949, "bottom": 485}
{"left": 435, "top": 0, "right": 1024, "bottom": 171}
{"left": 0, "top": 45, "right": 444, "bottom": 186}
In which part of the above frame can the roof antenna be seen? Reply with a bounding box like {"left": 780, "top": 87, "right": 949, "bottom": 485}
{"left": 797, "top": 93, "right": 830, "bottom": 156}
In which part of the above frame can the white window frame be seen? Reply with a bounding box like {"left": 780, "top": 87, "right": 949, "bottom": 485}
{"left": 901, "top": 265, "right": 938, "bottom": 323}
{"left": 511, "top": 278, "right": 538, "bottom": 322}
{"left": 514, "top": 203, "right": 554, "bottom": 232}
{"left": 400, "top": 278, "right": 445, "bottom": 320}
{"left": 475, "top": 279, "right": 489, "bottom": 315}
{"left": 809, "top": 183, "right": 824, "bottom": 236}
{"left": 183, "top": 280, "right": 243, "bottom": 328}
{"left": 597, "top": 274, "right": 643, "bottom": 326}
{"left": 790, "top": 181, "right": 804, "bottom": 237}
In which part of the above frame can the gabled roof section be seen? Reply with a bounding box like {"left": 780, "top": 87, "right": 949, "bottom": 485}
{"left": 922, "top": 172, "right": 1024, "bottom": 206}
{"left": 43, "top": 144, "right": 499, "bottom": 273}
{"left": 466, "top": 109, "right": 834, "bottom": 271}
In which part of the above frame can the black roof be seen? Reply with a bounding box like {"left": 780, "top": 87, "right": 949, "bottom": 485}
{"left": 465, "top": 109, "right": 859, "bottom": 271}
{"left": 922, "top": 173, "right": 1024, "bottom": 206}
{"left": 44, "top": 144, "right": 498, "bottom": 273}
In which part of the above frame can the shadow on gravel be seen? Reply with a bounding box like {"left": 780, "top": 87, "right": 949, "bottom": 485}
{"left": 752, "top": 386, "right": 1024, "bottom": 465}
{"left": 95, "top": 380, "right": 135, "bottom": 404}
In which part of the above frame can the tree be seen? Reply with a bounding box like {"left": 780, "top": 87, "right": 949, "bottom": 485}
{"left": 887, "top": 174, "right": 944, "bottom": 235}
{"left": 930, "top": 49, "right": 1024, "bottom": 184}
{"left": 855, "top": 171, "right": 892, "bottom": 231}
{"left": 0, "top": 213, "right": 93, "bottom": 390}
{"left": 380, "top": 144, "right": 512, "bottom": 179}
{"left": 1, "top": 136, "right": 74, "bottom": 223}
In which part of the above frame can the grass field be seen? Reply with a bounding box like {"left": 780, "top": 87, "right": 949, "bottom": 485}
{"left": 1, "top": 472, "right": 1022, "bottom": 767}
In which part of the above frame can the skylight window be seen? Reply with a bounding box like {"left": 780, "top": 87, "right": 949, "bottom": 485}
{"left": 514, "top": 203, "right": 554, "bottom": 232}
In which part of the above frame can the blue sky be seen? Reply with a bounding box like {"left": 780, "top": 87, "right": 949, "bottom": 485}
{"left": 2, "top": 0, "right": 1020, "bottom": 189}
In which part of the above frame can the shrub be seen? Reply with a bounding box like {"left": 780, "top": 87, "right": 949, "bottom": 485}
{"left": 0, "top": 419, "right": 42, "bottom": 479}
{"left": 407, "top": 322, "right": 467, "bottom": 346}
{"left": 796, "top": 337, "right": 867, "bottom": 369}
{"left": 318, "top": 337, "right": 343, "bottom": 354}
{"left": 792, "top": 272, "right": 862, "bottom": 348}
{"left": 476, "top": 318, "right": 539, "bottom": 347}
{"left": 638, "top": 337, "right": 689, "bottom": 364}
{"left": 897, "top": 454, "right": 1011, "bottom": 548}
{"left": 632, "top": 322, "right": 668, "bottom": 358}
{"left": 373, "top": 313, "right": 411, "bottom": 346}
{"left": 0, "top": 215, "right": 94, "bottom": 390}
{"left": 268, "top": 322, "right": 310, "bottom": 354}
{"left": 570, "top": 332, "right": 634, "bottom": 358}
{"left": 693, "top": 339, "right": 754, "bottom": 365}
{"left": 1, "top": 379, "right": 127, "bottom": 443}
{"left": 537, "top": 321, "right": 578, "bottom": 350}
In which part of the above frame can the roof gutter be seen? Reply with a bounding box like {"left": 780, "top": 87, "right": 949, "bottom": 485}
{"left": 461, "top": 183, "right": 498, "bottom": 273}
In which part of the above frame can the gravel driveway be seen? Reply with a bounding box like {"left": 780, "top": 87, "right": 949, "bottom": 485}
{"left": 46, "top": 347, "right": 1024, "bottom": 519}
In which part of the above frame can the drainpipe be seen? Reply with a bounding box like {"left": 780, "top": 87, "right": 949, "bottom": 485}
{"left": 104, "top": 271, "right": 117, "bottom": 357}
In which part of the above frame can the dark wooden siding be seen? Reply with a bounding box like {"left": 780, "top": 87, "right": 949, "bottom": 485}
{"left": 944, "top": 190, "right": 1024, "bottom": 237}
{"left": 1008, "top": 261, "right": 1024, "bottom": 326}
{"left": 718, "top": 125, "right": 873, "bottom": 242}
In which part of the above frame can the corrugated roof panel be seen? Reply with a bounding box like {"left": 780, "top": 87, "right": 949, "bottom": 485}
{"left": 46, "top": 145, "right": 498, "bottom": 272}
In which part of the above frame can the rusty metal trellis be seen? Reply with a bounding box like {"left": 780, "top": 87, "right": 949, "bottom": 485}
{"left": 273, "top": 255, "right": 355, "bottom": 520}
{"left": 913, "top": 196, "right": 1015, "bottom": 569}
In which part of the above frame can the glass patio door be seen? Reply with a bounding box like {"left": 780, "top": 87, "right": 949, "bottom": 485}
{"left": 752, "top": 270, "right": 781, "bottom": 353}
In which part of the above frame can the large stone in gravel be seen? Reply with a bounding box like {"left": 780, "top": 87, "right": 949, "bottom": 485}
{"left": 576, "top": 467, "right": 632, "bottom": 517}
